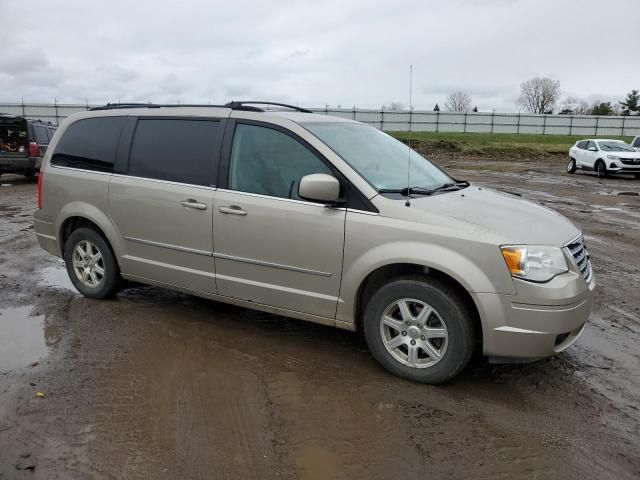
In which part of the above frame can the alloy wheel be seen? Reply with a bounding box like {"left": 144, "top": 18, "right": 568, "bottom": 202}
{"left": 379, "top": 298, "right": 448, "bottom": 368}
{"left": 71, "top": 240, "right": 105, "bottom": 288}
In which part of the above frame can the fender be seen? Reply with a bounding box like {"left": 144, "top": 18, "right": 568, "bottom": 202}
{"left": 335, "top": 240, "right": 516, "bottom": 326}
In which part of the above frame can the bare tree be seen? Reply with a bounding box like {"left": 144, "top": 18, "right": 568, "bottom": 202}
{"left": 518, "top": 77, "right": 560, "bottom": 113}
{"left": 445, "top": 91, "right": 472, "bottom": 112}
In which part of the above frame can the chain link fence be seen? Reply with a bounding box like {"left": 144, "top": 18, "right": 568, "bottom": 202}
{"left": 2, "top": 102, "right": 639, "bottom": 136}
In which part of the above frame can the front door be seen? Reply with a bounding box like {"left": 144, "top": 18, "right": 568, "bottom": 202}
{"left": 212, "top": 121, "right": 346, "bottom": 318}
{"left": 109, "top": 117, "right": 223, "bottom": 293}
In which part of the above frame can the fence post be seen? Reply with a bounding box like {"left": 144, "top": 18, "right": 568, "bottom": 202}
{"left": 54, "top": 98, "right": 60, "bottom": 126}
{"left": 380, "top": 109, "right": 384, "bottom": 131}
{"left": 621, "top": 115, "right": 626, "bottom": 137}
{"left": 491, "top": 110, "right": 494, "bottom": 133}
{"left": 517, "top": 113, "right": 521, "bottom": 134}
{"left": 569, "top": 115, "right": 574, "bottom": 136}
{"left": 436, "top": 110, "right": 439, "bottom": 132}
{"left": 595, "top": 115, "right": 599, "bottom": 136}
{"left": 409, "top": 107, "right": 413, "bottom": 133}
{"left": 21, "top": 98, "right": 25, "bottom": 117}
{"left": 463, "top": 111, "right": 467, "bottom": 133}
{"left": 352, "top": 105, "right": 356, "bottom": 121}
{"left": 542, "top": 114, "right": 547, "bottom": 135}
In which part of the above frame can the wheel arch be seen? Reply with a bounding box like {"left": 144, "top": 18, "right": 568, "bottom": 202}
{"left": 349, "top": 262, "right": 484, "bottom": 350}
{"left": 56, "top": 203, "right": 124, "bottom": 261}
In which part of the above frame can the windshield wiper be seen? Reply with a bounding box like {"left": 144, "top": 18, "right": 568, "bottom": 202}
{"left": 379, "top": 181, "right": 469, "bottom": 196}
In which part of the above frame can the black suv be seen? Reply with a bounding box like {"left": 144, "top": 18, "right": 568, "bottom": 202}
{"left": 0, "top": 114, "right": 56, "bottom": 178}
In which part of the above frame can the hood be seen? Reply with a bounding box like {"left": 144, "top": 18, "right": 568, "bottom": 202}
{"left": 404, "top": 186, "right": 579, "bottom": 246}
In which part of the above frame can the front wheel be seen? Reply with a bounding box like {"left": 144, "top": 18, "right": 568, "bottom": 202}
{"left": 363, "top": 277, "right": 475, "bottom": 384}
{"left": 567, "top": 158, "right": 577, "bottom": 174}
{"left": 64, "top": 227, "right": 122, "bottom": 298}
{"left": 596, "top": 161, "right": 607, "bottom": 179}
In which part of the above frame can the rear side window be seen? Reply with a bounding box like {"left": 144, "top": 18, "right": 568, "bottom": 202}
{"left": 634, "top": 137, "right": 640, "bottom": 148}
{"left": 52, "top": 117, "right": 125, "bottom": 172}
{"left": 33, "top": 125, "right": 48, "bottom": 143}
{"left": 128, "top": 119, "right": 221, "bottom": 186}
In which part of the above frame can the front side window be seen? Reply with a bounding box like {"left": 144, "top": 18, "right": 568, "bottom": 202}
{"left": 586, "top": 141, "right": 597, "bottom": 150}
{"left": 52, "top": 117, "right": 125, "bottom": 172}
{"left": 304, "top": 122, "right": 451, "bottom": 191}
{"left": 229, "top": 123, "right": 332, "bottom": 200}
{"left": 576, "top": 141, "right": 587, "bottom": 149}
{"left": 129, "top": 119, "right": 221, "bottom": 186}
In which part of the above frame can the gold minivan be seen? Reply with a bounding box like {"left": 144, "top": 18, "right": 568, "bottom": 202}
{"left": 34, "top": 102, "right": 595, "bottom": 383}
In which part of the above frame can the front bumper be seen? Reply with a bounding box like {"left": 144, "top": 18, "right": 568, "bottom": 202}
{"left": 472, "top": 271, "right": 595, "bottom": 360}
{"left": 607, "top": 162, "right": 640, "bottom": 173}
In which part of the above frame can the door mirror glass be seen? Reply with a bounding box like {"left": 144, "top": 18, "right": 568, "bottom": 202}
{"left": 588, "top": 146, "right": 597, "bottom": 152}
{"left": 299, "top": 173, "right": 341, "bottom": 203}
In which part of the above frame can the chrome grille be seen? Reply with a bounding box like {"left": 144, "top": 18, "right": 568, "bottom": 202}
{"left": 566, "top": 235, "right": 592, "bottom": 283}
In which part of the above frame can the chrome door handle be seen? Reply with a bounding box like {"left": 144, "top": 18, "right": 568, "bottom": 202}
{"left": 180, "top": 199, "right": 207, "bottom": 210}
{"left": 218, "top": 205, "right": 247, "bottom": 216}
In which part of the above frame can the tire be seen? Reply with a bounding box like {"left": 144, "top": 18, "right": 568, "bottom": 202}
{"left": 596, "top": 160, "right": 607, "bottom": 179}
{"left": 64, "top": 227, "right": 122, "bottom": 298}
{"left": 363, "top": 276, "right": 475, "bottom": 384}
{"left": 567, "top": 158, "right": 577, "bottom": 174}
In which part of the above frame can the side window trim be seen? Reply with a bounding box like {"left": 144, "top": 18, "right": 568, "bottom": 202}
{"left": 217, "top": 119, "right": 377, "bottom": 212}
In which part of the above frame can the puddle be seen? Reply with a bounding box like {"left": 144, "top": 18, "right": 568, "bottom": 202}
{"left": 39, "top": 264, "right": 76, "bottom": 292}
{"left": 0, "top": 306, "right": 48, "bottom": 371}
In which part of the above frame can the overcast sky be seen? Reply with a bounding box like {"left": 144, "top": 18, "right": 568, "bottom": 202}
{"left": 1, "top": 0, "right": 638, "bottom": 111}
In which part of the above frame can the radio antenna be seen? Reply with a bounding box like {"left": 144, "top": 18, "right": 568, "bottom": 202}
{"left": 405, "top": 64, "right": 413, "bottom": 207}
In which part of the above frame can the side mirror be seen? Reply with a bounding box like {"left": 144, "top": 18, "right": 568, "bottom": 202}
{"left": 588, "top": 146, "right": 597, "bottom": 152}
{"left": 298, "top": 173, "right": 341, "bottom": 203}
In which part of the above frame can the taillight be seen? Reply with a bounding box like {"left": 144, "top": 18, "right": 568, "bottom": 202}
{"left": 37, "top": 171, "right": 44, "bottom": 209}
{"left": 29, "top": 141, "right": 40, "bottom": 157}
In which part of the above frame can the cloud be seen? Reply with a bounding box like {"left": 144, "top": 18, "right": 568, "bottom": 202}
{"left": 0, "top": 0, "right": 638, "bottom": 112}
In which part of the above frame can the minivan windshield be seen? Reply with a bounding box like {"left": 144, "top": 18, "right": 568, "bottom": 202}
{"left": 597, "top": 140, "right": 635, "bottom": 152}
{"left": 304, "top": 122, "right": 453, "bottom": 192}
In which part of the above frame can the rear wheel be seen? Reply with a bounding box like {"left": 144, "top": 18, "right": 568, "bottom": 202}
{"left": 64, "top": 227, "right": 122, "bottom": 298}
{"left": 363, "top": 276, "right": 475, "bottom": 384}
{"left": 567, "top": 158, "right": 577, "bottom": 174}
{"left": 596, "top": 160, "right": 607, "bottom": 178}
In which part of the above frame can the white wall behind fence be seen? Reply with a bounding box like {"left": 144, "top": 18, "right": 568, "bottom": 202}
{"left": 2, "top": 103, "right": 639, "bottom": 136}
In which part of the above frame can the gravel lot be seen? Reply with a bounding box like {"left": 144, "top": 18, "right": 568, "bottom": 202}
{"left": 0, "top": 157, "right": 639, "bottom": 479}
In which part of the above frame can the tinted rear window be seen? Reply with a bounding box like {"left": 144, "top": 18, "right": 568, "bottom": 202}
{"left": 128, "top": 119, "right": 221, "bottom": 186}
{"left": 51, "top": 117, "right": 125, "bottom": 172}
{"left": 33, "top": 125, "right": 48, "bottom": 143}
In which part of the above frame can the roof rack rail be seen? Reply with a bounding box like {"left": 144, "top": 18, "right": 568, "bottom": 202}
{"left": 88, "top": 101, "right": 313, "bottom": 113}
{"left": 224, "top": 101, "right": 312, "bottom": 113}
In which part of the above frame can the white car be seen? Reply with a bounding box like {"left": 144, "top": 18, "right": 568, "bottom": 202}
{"left": 568, "top": 139, "right": 640, "bottom": 178}
{"left": 631, "top": 136, "right": 640, "bottom": 152}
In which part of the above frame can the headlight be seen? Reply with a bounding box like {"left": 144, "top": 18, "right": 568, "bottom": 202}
{"left": 500, "top": 245, "right": 568, "bottom": 282}
{"left": 606, "top": 155, "right": 621, "bottom": 160}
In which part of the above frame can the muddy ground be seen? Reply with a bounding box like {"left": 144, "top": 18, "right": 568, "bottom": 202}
{"left": 0, "top": 156, "right": 639, "bottom": 479}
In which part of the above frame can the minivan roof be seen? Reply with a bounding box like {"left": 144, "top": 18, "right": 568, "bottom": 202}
{"left": 74, "top": 102, "right": 361, "bottom": 126}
